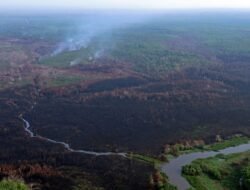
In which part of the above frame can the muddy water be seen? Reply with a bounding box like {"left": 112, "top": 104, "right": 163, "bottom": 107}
{"left": 21, "top": 115, "right": 250, "bottom": 190}
{"left": 161, "top": 143, "right": 250, "bottom": 190}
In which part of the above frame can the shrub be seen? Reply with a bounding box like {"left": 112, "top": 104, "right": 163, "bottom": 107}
{"left": 182, "top": 164, "right": 202, "bottom": 176}
{"left": 242, "top": 165, "right": 250, "bottom": 189}
{"left": 0, "top": 179, "right": 28, "bottom": 190}
{"left": 200, "top": 164, "right": 222, "bottom": 180}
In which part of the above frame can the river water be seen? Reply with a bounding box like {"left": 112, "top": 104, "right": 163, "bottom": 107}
{"left": 21, "top": 116, "right": 127, "bottom": 157}
{"left": 21, "top": 115, "right": 250, "bottom": 189}
{"left": 160, "top": 143, "right": 250, "bottom": 190}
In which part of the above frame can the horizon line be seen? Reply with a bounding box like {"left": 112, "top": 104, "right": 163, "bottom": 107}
{"left": 1, "top": 7, "right": 250, "bottom": 14}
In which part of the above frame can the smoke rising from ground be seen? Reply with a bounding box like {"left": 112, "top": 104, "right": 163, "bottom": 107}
{"left": 51, "top": 12, "right": 158, "bottom": 64}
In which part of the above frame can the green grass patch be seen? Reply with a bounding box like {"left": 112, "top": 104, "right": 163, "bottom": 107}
{"left": 0, "top": 179, "right": 29, "bottom": 190}
{"left": 185, "top": 174, "right": 225, "bottom": 190}
{"left": 176, "top": 136, "right": 250, "bottom": 157}
{"left": 129, "top": 153, "right": 163, "bottom": 165}
{"left": 184, "top": 151, "right": 250, "bottom": 190}
{"left": 39, "top": 50, "right": 89, "bottom": 67}
{"left": 207, "top": 136, "right": 250, "bottom": 151}
{"left": 46, "top": 75, "right": 84, "bottom": 87}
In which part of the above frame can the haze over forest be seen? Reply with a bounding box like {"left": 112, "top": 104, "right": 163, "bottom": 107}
{"left": 0, "top": 1, "right": 250, "bottom": 190}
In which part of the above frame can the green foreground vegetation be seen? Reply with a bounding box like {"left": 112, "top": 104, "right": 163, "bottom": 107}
{"left": 0, "top": 179, "right": 28, "bottom": 190}
{"left": 131, "top": 136, "right": 250, "bottom": 167}
{"left": 132, "top": 136, "right": 250, "bottom": 190}
{"left": 183, "top": 151, "right": 250, "bottom": 190}
{"left": 129, "top": 153, "right": 163, "bottom": 165}
{"left": 149, "top": 170, "right": 177, "bottom": 190}
{"left": 170, "top": 136, "right": 250, "bottom": 158}
{"left": 208, "top": 136, "right": 250, "bottom": 151}
{"left": 46, "top": 75, "right": 84, "bottom": 87}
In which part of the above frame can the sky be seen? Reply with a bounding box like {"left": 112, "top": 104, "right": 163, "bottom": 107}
{"left": 2, "top": 0, "right": 250, "bottom": 10}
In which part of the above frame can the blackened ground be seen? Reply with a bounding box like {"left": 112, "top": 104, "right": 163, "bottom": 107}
{"left": 0, "top": 87, "right": 153, "bottom": 190}
{"left": 27, "top": 63, "right": 250, "bottom": 155}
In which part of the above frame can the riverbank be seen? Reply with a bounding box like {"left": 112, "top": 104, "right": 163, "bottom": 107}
{"left": 132, "top": 136, "right": 250, "bottom": 166}
{"left": 20, "top": 116, "right": 128, "bottom": 157}
{"left": 184, "top": 151, "right": 250, "bottom": 190}
{"left": 166, "top": 135, "right": 250, "bottom": 159}
{"left": 160, "top": 137, "right": 250, "bottom": 190}
{"left": 21, "top": 115, "right": 250, "bottom": 190}
{"left": 124, "top": 136, "right": 250, "bottom": 190}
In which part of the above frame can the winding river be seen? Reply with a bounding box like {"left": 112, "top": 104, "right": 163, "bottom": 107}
{"left": 21, "top": 115, "right": 250, "bottom": 190}
{"left": 160, "top": 142, "right": 250, "bottom": 190}
{"left": 20, "top": 116, "right": 127, "bottom": 157}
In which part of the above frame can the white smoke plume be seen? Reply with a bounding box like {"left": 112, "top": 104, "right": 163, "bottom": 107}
{"left": 51, "top": 12, "right": 157, "bottom": 57}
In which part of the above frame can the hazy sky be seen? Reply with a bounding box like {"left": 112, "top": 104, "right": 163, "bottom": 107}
{"left": 2, "top": 0, "right": 250, "bottom": 10}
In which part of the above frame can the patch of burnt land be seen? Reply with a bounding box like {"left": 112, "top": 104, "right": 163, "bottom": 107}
{"left": 26, "top": 62, "right": 250, "bottom": 156}
{"left": 2, "top": 57, "right": 250, "bottom": 189}
{"left": 0, "top": 87, "right": 153, "bottom": 190}
{"left": 1, "top": 62, "right": 250, "bottom": 189}
{"left": 84, "top": 77, "right": 147, "bottom": 93}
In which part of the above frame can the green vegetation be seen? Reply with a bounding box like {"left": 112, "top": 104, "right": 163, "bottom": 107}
{"left": 38, "top": 22, "right": 212, "bottom": 73}
{"left": 3, "top": 13, "right": 249, "bottom": 76}
{"left": 242, "top": 165, "right": 250, "bottom": 189}
{"left": 110, "top": 26, "right": 211, "bottom": 75}
{"left": 185, "top": 174, "right": 225, "bottom": 190}
{"left": 40, "top": 48, "right": 93, "bottom": 68}
{"left": 208, "top": 136, "right": 250, "bottom": 151}
{"left": 129, "top": 153, "right": 163, "bottom": 165}
{"left": 1, "top": 13, "right": 250, "bottom": 75}
{"left": 182, "top": 164, "right": 202, "bottom": 176}
{"left": 46, "top": 75, "right": 84, "bottom": 87}
{"left": 183, "top": 151, "right": 250, "bottom": 190}
{"left": 0, "top": 15, "right": 78, "bottom": 41}
{"left": 149, "top": 170, "right": 177, "bottom": 190}
{"left": 1, "top": 12, "right": 250, "bottom": 190}
{"left": 0, "top": 179, "right": 28, "bottom": 190}
{"left": 164, "top": 136, "right": 250, "bottom": 159}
